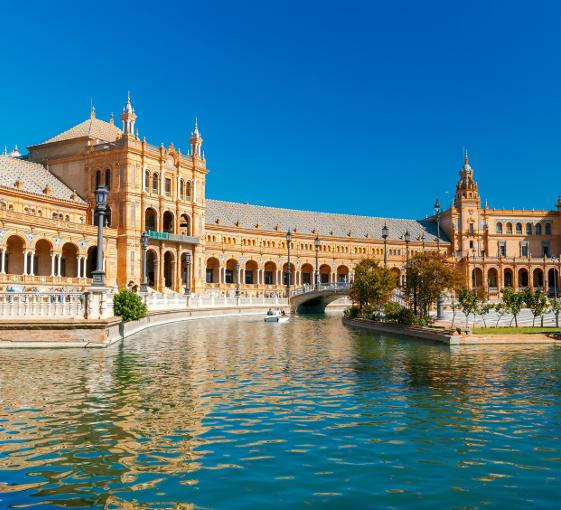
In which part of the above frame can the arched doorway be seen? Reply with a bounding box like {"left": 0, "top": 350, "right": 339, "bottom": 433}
{"left": 487, "top": 268, "right": 498, "bottom": 290}
{"left": 518, "top": 268, "right": 529, "bottom": 288}
{"left": 533, "top": 268, "right": 544, "bottom": 289}
{"left": 61, "top": 243, "right": 78, "bottom": 277}
{"left": 282, "top": 262, "right": 296, "bottom": 286}
{"left": 319, "top": 264, "right": 331, "bottom": 284}
{"left": 504, "top": 268, "right": 513, "bottom": 288}
{"left": 179, "top": 214, "right": 190, "bottom": 236}
{"left": 145, "top": 208, "right": 158, "bottom": 231}
{"left": 225, "top": 259, "right": 239, "bottom": 284}
{"left": 163, "top": 211, "right": 175, "bottom": 233}
{"left": 390, "top": 268, "right": 401, "bottom": 287}
{"left": 245, "top": 260, "right": 258, "bottom": 285}
{"left": 472, "top": 268, "right": 483, "bottom": 288}
{"left": 337, "top": 265, "right": 350, "bottom": 283}
{"left": 86, "top": 246, "right": 98, "bottom": 278}
{"left": 34, "top": 239, "right": 52, "bottom": 276}
{"left": 147, "top": 249, "right": 158, "bottom": 288}
{"left": 206, "top": 257, "right": 220, "bottom": 284}
{"left": 301, "top": 263, "right": 314, "bottom": 285}
{"left": 264, "top": 261, "right": 276, "bottom": 285}
{"left": 6, "top": 235, "right": 25, "bottom": 275}
{"left": 548, "top": 268, "right": 558, "bottom": 294}
{"left": 163, "top": 251, "right": 175, "bottom": 289}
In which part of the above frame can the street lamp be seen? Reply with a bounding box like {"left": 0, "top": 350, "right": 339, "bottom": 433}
{"left": 382, "top": 223, "right": 389, "bottom": 268}
{"left": 434, "top": 198, "right": 441, "bottom": 252}
{"left": 184, "top": 251, "right": 192, "bottom": 295}
{"left": 417, "top": 233, "right": 425, "bottom": 251}
{"left": 404, "top": 229, "right": 411, "bottom": 264}
{"left": 91, "top": 185, "right": 109, "bottom": 287}
{"left": 286, "top": 229, "right": 292, "bottom": 297}
{"left": 140, "top": 230, "right": 149, "bottom": 292}
{"left": 314, "top": 234, "right": 320, "bottom": 288}
{"left": 235, "top": 262, "right": 240, "bottom": 297}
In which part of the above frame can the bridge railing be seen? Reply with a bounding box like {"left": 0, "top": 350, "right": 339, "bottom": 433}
{"left": 290, "top": 282, "right": 352, "bottom": 298}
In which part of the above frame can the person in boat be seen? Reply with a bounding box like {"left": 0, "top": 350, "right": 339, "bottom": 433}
{"left": 267, "top": 308, "right": 273, "bottom": 316}
{"left": 280, "top": 310, "right": 287, "bottom": 317}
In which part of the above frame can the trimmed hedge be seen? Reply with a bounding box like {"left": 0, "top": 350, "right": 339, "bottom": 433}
{"left": 113, "top": 289, "right": 147, "bottom": 322}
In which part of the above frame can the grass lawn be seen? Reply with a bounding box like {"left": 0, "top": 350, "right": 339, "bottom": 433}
{"left": 472, "top": 327, "right": 560, "bottom": 335}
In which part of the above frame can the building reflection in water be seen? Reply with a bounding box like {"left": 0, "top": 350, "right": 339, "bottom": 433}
{"left": 0, "top": 315, "right": 560, "bottom": 508}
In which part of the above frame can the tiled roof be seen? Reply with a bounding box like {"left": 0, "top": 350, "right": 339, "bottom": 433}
{"left": 0, "top": 156, "right": 86, "bottom": 204}
{"left": 37, "top": 117, "right": 122, "bottom": 145}
{"left": 205, "top": 199, "right": 449, "bottom": 243}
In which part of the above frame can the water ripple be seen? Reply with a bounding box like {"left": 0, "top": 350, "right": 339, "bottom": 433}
{"left": 0, "top": 314, "right": 560, "bottom": 509}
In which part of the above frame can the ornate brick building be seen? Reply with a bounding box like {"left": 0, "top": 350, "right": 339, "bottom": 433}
{"left": 1, "top": 96, "right": 558, "bottom": 298}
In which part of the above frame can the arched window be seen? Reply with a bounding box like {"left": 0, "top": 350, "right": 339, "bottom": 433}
{"left": 105, "top": 207, "right": 112, "bottom": 227}
{"left": 536, "top": 223, "right": 542, "bottom": 235}
{"left": 105, "top": 169, "right": 111, "bottom": 190}
{"left": 144, "top": 171, "right": 150, "bottom": 191}
{"left": 186, "top": 181, "right": 191, "bottom": 199}
{"left": 516, "top": 223, "right": 522, "bottom": 234}
{"left": 180, "top": 179, "right": 185, "bottom": 200}
{"left": 152, "top": 173, "right": 159, "bottom": 194}
{"left": 496, "top": 222, "right": 503, "bottom": 234}
{"left": 545, "top": 222, "right": 552, "bottom": 235}
{"left": 95, "top": 170, "right": 102, "bottom": 187}
{"left": 506, "top": 222, "right": 512, "bottom": 234}
{"left": 526, "top": 223, "right": 532, "bottom": 235}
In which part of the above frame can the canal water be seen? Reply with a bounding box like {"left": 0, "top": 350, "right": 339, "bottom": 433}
{"left": 1, "top": 314, "right": 560, "bottom": 509}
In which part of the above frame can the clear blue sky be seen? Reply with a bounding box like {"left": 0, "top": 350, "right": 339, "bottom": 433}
{"left": 2, "top": 0, "right": 561, "bottom": 219}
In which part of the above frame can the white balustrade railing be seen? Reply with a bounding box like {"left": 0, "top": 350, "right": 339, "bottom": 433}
{"left": 144, "top": 292, "right": 288, "bottom": 312}
{"left": 290, "top": 282, "right": 352, "bottom": 298}
{"left": 0, "top": 292, "right": 85, "bottom": 319}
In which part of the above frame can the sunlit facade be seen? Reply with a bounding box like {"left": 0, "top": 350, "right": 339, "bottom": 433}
{"left": 1, "top": 96, "right": 559, "bottom": 297}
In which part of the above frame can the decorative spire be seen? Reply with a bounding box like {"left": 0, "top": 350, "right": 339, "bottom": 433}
{"left": 190, "top": 117, "right": 203, "bottom": 158}
{"left": 464, "top": 147, "right": 469, "bottom": 165}
{"left": 120, "top": 91, "right": 137, "bottom": 134}
{"left": 2, "top": 146, "right": 7, "bottom": 156}
{"left": 90, "top": 104, "right": 96, "bottom": 119}
{"left": 192, "top": 117, "right": 200, "bottom": 137}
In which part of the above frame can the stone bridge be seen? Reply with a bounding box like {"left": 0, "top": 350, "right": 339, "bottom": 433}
{"left": 289, "top": 282, "right": 352, "bottom": 313}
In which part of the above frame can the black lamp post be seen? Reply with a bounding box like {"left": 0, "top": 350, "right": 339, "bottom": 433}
{"left": 91, "top": 185, "right": 109, "bottom": 287}
{"left": 235, "top": 262, "right": 240, "bottom": 297}
{"left": 286, "top": 230, "right": 292, "bottom": 297}
{"left": 403, "top": 230, "right": 411, "bottom": 289}
{"left": 382, "top": 223, "right": 389, "bottom": 268}
{"left": 314, "top": 234, "right": 320, "bottom": 288}
{"left": 184, "top": 251, "right": 192, "bottom": 295}
{"left": 140, "top": 230, "right": 149, "bottom": 292}
{"left": 404, "top": 230, "right": 411, "bottom": 264}
{"left": 434, "top": 198, "right": 441, "bottom": 251}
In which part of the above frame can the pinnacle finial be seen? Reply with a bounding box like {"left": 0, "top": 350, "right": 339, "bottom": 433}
{"left": 464, "top": 147, "right": 469, "bottom": 165}
{"left": 192, "top": 117, "right": 201, "bottom": 136}
{"left": 124, "top": 91, "right": 134, "bottom": 113}
{"left": 90, "top": 104, "right": 95, "bottom": 119}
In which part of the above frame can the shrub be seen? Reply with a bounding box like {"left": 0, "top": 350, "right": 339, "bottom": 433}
{"left": 397, "top": 307, "right": 415, "bottom": 326}
{"left": 113, "top": 289, "right": 147, "bottom": 322}
{"left": 344, "top": 306, "right": 360, "bottom": 319}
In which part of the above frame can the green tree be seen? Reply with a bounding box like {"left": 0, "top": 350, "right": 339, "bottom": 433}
{"left": 458, "top": 288, "right": 478, "bottom": 328}
{"left": 113, "top": 289, "right": 147, "bottom": 322}
{"left": 349, "top": 258, "right": 396, "bottom": 311}
{"left": 523, "top": 288, "right": 548, "bottom": 327}
{"left": 501, "top": 287, "right": 525, "bottom": 327}
{"left": 550, "top": 298, "right": 561, "bottom": 328}
{"left": 493, "top": 302, "right": 506, "bottom": 328}
{"left": 404, "top": 252, "right": 463, "bottom": 318}
{"left": 477, "top": 298, "right": 493, "bottom": 328}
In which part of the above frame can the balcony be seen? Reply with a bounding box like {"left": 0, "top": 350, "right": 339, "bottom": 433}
{"left": 148, "top": 230, "right": 200, "bottom": 245}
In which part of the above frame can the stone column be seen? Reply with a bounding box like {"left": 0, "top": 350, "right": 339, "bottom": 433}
{"left": 23, "top": 250, "right": 28, "bottom": 276}
{"left": 57, "top": 254, "right": 62, "bottom": 277}
{"left": 51, "top": 253, "right": 56, "bottom": 276}
{"left": 0, "top": 247, "right": 6, "bottom": 274}
{"left": 29, "top": 251, "right": 35, "bottom": 276}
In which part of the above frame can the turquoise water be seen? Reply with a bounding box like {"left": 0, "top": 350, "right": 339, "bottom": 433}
{"left": 1, "top": 314, "right": 561, "bottom": 509}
